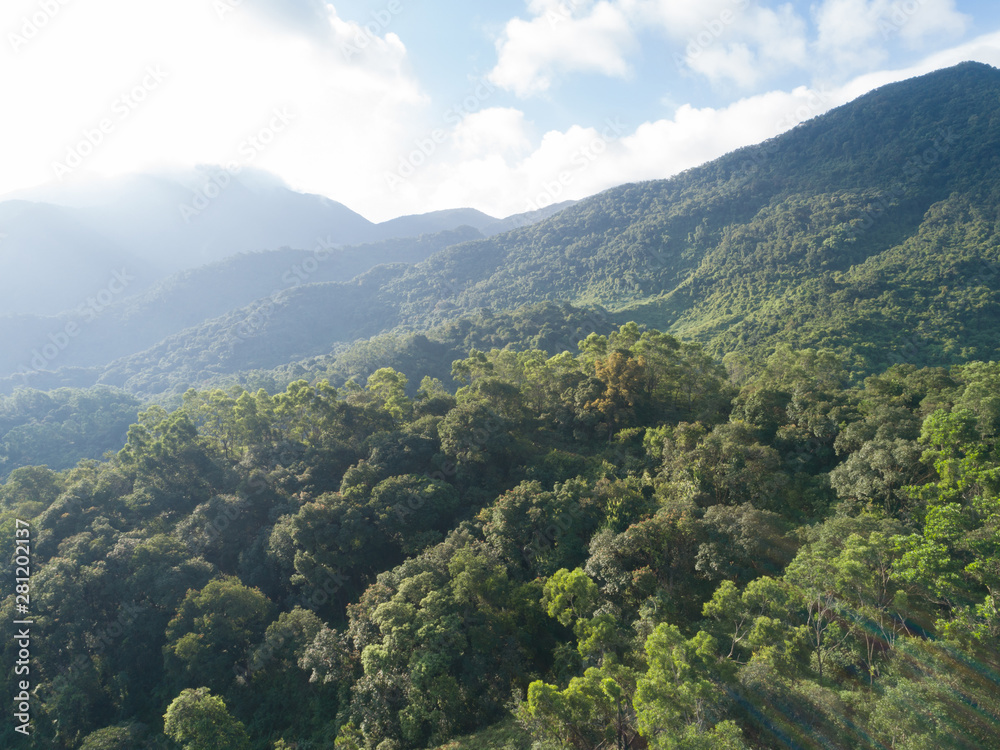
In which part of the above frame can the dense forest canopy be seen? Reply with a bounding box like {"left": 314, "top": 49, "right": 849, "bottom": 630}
{"left": 2, "top": 322, "right": 999, "bottom": 748}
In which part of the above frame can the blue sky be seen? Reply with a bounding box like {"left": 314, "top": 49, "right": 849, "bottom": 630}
{"left": 3, "top": 0, "right": 1000, "bottom": 221}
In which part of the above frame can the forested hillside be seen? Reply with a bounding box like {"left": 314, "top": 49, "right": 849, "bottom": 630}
{"left": 3, "top": 61, "right": 1000, "bottom": 750}
{"left": 14, "top": 61, "right": 997, "bottom": 400}
{"left": 2, "top": 325, "right": 999, "bottom": 748}
{"left": 0, "top": 388, "right": 141, "bottom": 479}
{"left": 0, "top": 304, "right": 620, "bottom": 476}
{"left": 0, "top": 227, "right": 482, "bottom": 387}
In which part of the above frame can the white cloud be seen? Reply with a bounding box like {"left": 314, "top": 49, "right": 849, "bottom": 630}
{"left": 374, "top": 31, "right": 1000, "bottom": 220}
{"left": 679, "top": 2, "right": 809, "bottom": 87}
{"left": 452, "top": 108, "right": 533, "bottom": 159}
{"left": 814, "top": 0, "right": 969, "bottom": 72}
{"left": 490, "top": 0, "right": 811, "bottom": 91}
{"left": 814, "top": 0, "right": 887, "bottom": 55}
{"left": 376, "top": 83, "right": 848, "bottom": 220}
{"left": 894, "top": 0, "right": 969, "bottom": 46}
{"left": 625, "top": 0, "right": 742, "bottom": 37}
{"left": 687, "top": 44, "right": 761, "bottom": 88}
{"left": 0, "top": 0, "right": 424, "bottom": 209}
{"left": 751, "top": 4, "right": 810, "bottom": 67}
{"left": 488, "top": 1, "right": 635, "bottom": 96}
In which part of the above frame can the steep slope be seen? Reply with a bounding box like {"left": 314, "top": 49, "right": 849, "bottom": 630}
{"left": 0, "top": 228, "right": 480, "bottom": 388}
{"left": 0, "top": 172, "right": 570, "bottom": 318}
{"left": 0, "top": 201, "right": 158, "bottom": 316}
{"left": 8, "top": 62, "right": 1000, "bottom": 395}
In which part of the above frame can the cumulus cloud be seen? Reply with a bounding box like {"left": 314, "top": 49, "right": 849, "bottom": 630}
{"left": 452, "top": 108, "right": 533, "bottom": 159}
{"left": 814, "top": 0, "right": 969, "bottom": 72}
{"left": 378, "top": 82, "right": 850, "bottom": 220}
{"left": 663, "top": 1, "right": 809, "bottom": 87}
{"left": 488, "top": 0, "right": 635, "bottom": 96}
{"left": 491, "top": 0, "right": 811, "bottom": 93}
{"left": 376, "top": 28, "right": 1000, "bottom": 220}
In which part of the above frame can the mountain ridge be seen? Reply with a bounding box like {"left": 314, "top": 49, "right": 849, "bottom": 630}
{"left": 0, "top": 171, "right": 575, "bottom": 318}
{"left": 4, "top": 61, "right": 1000, "bottom": 396}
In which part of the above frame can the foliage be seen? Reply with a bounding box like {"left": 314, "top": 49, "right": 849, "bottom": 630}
{"left": 6, "top": 64, "right": 1000, "bottom": 748}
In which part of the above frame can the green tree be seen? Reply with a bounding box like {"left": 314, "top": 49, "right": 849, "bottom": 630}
{"left": 164, "top": 577, "right": 274, "bottom": 692}
{"left": 587, "top": 351, "right": 647, "bottom": 441}
{"left": 78, "top": 723, "right": 148, "bottom": 750}
{"left": 543, "top": 568, "right": 599, "bottom": 627}
{"left": 634, "top": 624, "right": 736, "bottom": 749}
{"left": 163, "top": 687, "right": 249, "bottom": 750}
{"left": 367, "top": 367, "right": 412, "bottom": 421}
{"left": 519, "top": 661, "right": 639, "bottom": 750}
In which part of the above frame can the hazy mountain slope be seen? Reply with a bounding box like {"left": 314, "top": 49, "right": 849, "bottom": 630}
{"left": 370, "top": 208, "right": 497, "bottom": 239}
{"left": 0, "top": 172, "right": 574, "bottom": 319}
{"left": 479, "top": 200, "right": 578, "bottom": 236}
{"left": 96, "top": 266, "right": 402, "bottom": 394}
{"left": 0, "top": 228, "right": 480, "bottom": 389}
{"left": 9, "top": 62, "right": 1000, "bottom": 395}
{"left": 8, "top": 172, "right": 378, "bottom": 272}
{"left": 0, "top": 201, "right": 157, "bottom": 316}
{"left": 106, "top": 225, "right": 483, "bottom": 345}
{"left": 369, "top": 202, "right": 580, "bottom": 239}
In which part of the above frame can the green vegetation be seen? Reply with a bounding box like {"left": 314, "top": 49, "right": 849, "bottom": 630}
{"left": 49, "top": 62, "right": 999, "bottom": 397}
{"left": 0, "top": 387, "right": 141, "bottom": 479}
{"left": 2, "top": 323, "right": 999, "bottom": 748}
{"left": 2, "top": 61, "right": 1000, "bottom": 749}
{"left": 4, "top": 63, "right": 1000, "bottom": 402}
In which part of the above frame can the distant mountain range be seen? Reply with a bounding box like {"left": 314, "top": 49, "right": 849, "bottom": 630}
{"left": 0, "top": 170, "right": 574, "bottom": 317}
{"left": 3, "top": 61, "right": 1000, "bottom": 397}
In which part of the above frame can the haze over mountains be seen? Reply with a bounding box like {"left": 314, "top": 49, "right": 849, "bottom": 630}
{"left": 3, "top": 62, "right": 1000, "bottom": 400}
{"left": 0, "top": 170, "right": 574, "bottom": 317}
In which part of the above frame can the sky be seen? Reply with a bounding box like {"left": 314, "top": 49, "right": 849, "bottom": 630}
{"left": 2, "top": 0, "right": 1000, "bottom": 222}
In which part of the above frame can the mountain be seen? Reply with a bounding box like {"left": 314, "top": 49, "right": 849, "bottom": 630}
{"left": 58, "top": 61, "right": 998, "bottom": 393}
{"left": 369, "top": 207, "right": 497, "bottom": 240}
{"left": 0, "top": 227, "right": 481, "bottom": 387}
{"left": 4, "top": 62, "right": 1000, "bottom": 397}
{"left": 0, "top": 172, "right": 378, "bottom": 316}
{"left": 0, "top": 200, "right": 157, "bottom": 317}
{"left": 371, "top": 201, "right": 578, "bottom": 239}
{"left": 0, "top": 171, "right": 571, "bottom": 318}
{"left": 479, "top": 200, "right": 578, "bottom": 236}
